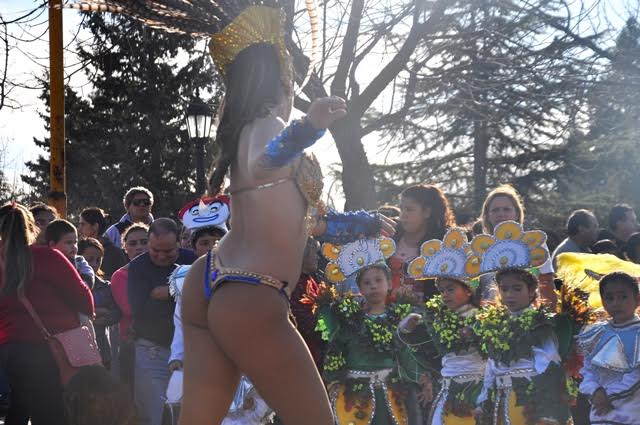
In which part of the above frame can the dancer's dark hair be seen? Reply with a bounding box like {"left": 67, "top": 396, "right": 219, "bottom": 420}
{"left": 208, "top": 43, "right": 289, "bottom": 196}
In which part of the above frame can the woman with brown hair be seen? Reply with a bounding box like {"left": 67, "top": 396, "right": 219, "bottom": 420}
{"left": 389, "top": 184, "right": 456, "bottom": 301}
{"left": 0, "top": 203, "right": 94, "bottom": 425}
{"left": 478, "top": 184, "right": 556, "bottom": 304}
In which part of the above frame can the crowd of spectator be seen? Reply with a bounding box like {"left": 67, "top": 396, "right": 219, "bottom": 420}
{"left": 0, "top": 183, "right": 638, "bottom": 425}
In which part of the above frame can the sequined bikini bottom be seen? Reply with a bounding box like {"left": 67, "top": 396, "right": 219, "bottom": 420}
{"left": 204, "top": 250, "right": 289, "bottom": 301}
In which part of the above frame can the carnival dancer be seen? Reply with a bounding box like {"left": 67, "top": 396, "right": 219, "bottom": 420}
{"left": 72, "top": 1, "right": 394, "bottom": 422}
{"left": 575, "top": 271, "right": 640, "bottom": 425}
{"left": 316, "top": 237, "right": 431, "bottom": 425}
{"left": 467, "top": 221, "right": 572, "bottom": 425}
{"left": 399, "top": 228, "right": 486, "bottom": 425}
{"left": 165, "top": 197, "right": 273, "bottom": 425}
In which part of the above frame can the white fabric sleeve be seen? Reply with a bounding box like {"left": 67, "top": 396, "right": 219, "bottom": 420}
{"left": 579, "top": 357, "right": 601, "bottom": 396}
{"left": 169, "top": 296, "right": 184, "bottom": 364}
{"left": 539, "top": 245, "right": 554, "bottom": 274}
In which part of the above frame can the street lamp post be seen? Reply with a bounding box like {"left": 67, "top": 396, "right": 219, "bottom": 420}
{"left": 186, "top": 99, "right": 214, "bottom": 196}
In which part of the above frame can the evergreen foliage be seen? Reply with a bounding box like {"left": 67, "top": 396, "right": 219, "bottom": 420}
{"left": 22, "top": 13, "right": 221, "bottom": 218}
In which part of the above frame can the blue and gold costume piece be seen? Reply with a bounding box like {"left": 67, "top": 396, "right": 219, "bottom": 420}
{"left": 319, "top": 210, "right": 382, "bottom": 245}
{"left": 263, "top": 118, "right": 326, "bottom": 167}
{"left": 204, "top": 250, "right": 289, "bottom": 301}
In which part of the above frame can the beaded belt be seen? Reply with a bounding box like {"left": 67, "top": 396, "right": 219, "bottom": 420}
{"left": 441, "top": 373, "right": 484, "bottom": 389}
{"left": 495, "top": 368, "right": 535, "bottom": 389}
{"left": 204, "top": 250, "right": 288, "bottom": 300}
{"left": 346, "top": 369, "right": 393, "bottom": 385}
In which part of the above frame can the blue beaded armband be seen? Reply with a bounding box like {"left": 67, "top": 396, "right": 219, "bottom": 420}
{"left": 263, "top": 117, "right": 326, "bottom": 167}
{"left": 318, "top": 210, "right": 381, "bottom": 245}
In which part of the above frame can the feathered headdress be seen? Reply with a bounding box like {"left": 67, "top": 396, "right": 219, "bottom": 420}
{"left": 407, "top": 228, "right": 479, "bottom": 290}
{"left": 67, "top": 0, "right": 319, "bottom": 90}
{"left": 321, "top": 237, "right": 396, "bottom": 284}
{"left": 464, "top": 221, "right": 548, "bottom": 277}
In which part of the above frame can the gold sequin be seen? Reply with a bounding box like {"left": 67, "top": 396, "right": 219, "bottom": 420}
{"left": 208, "top": 6, "right": 291, "bottom": 84}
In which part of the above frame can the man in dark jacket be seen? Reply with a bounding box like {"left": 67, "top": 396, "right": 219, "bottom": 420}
{"left": 128, "top": 218, "right": 196, "bottom": 425}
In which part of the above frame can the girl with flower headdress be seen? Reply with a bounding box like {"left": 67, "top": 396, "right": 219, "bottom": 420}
{"left": 399, "top": 228, "right": 486, "bottom": 425}
{"left": 316, "top": 238, "right": 433, "bottom": 425}
{"left": 474, "top": 267, "right": 571, "bottom": 425}
{"left": 467, "top": 222, "right": 575, "bottom": 425}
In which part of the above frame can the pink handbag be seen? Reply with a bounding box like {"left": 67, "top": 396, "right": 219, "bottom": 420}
{"left": 18, "top": 288, "right": 101, "bottom": 385}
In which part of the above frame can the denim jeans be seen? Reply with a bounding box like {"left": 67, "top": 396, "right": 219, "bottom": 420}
{"left": 135, "top": 339, "right": 170, "bottom": 425}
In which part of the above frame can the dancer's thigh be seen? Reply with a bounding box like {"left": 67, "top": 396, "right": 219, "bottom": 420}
{"left": 180, "top": 259, "right": 240, "bottom": 425}
{"left": 209, "top": 283, "right": 333, "bottom": 425}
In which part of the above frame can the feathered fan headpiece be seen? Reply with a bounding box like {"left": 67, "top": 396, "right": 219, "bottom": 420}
{"left": 407, "top": 228, "right": 480, "bottom": 290}
{"left": 321, "top": 237, "right": 396, "bottom": 284}
{"left": 67, "top": 0, "right": 319, "bottom": 90}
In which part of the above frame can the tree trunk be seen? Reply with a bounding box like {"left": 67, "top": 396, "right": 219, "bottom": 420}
{"left": 330, "top": 115, "right": 377, "bottom": 211}
{"left": 472, "top": 119, "right": 489, "bottom": 212}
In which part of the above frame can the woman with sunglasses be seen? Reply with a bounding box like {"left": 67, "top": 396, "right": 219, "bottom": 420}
{"left": 103, "top": 187, "right": 155, "bottom": 250}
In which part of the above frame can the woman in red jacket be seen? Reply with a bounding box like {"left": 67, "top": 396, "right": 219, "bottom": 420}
{"left": 0, "top": 203, "right": 94, "bottom": 425}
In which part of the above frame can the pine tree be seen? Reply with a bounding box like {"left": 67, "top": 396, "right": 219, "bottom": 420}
{"left": 370, "top": 0, "right": 593, "bottom": 215}
{"left": 23, "top": 13, "right": 221, "bottom": 218}
{"left": 559, "top": 18, "right": 640, "bottom": 218}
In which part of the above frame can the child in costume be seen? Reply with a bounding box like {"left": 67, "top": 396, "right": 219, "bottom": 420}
{"left": 316, "top": 237, "right": 431, "bottom": 425}
{"left": 399, "top": 228, "right": 486, "bottom": 425}
{"left": 166, "top": 197, "right": 273, "bottom": 425}
{"left": 576, "top": 271, "right": 640, "bottom": 425}
{"left": 468, "top": 221, "right": 572, "bottom": 425}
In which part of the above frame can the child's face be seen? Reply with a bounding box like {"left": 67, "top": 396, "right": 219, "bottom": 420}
{"left": 437, "top": 279, "right": 472, "bottom": 311}
{"left": 50, "top": 232, "right": 78, "bottom": 261}
{"left": 602, "top": 280, "right": 640, "bottom": 324}
{"left": 180, "top": 228, "right": 192, "bottom": 249}
{"left": 124, "top": 230, "right": 148, "bottom": 260}
{"left": 194, "top": 234, "right": 219, "bottom": 258}
{"left": 358, "top": 267, "right": 390, "bottom": 306}
{"left": 81, "top": 246, "right": 103, "bottom": 274}
{"left": 498, "top": 274, "right": 535, "bottom": 312}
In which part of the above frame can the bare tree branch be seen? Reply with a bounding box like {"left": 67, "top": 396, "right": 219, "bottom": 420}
{"left": 330, "top": 0, "right": 365, "bottom": 98}
{"left": 351, "top": 0, "right": 447, "bottom": 118}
